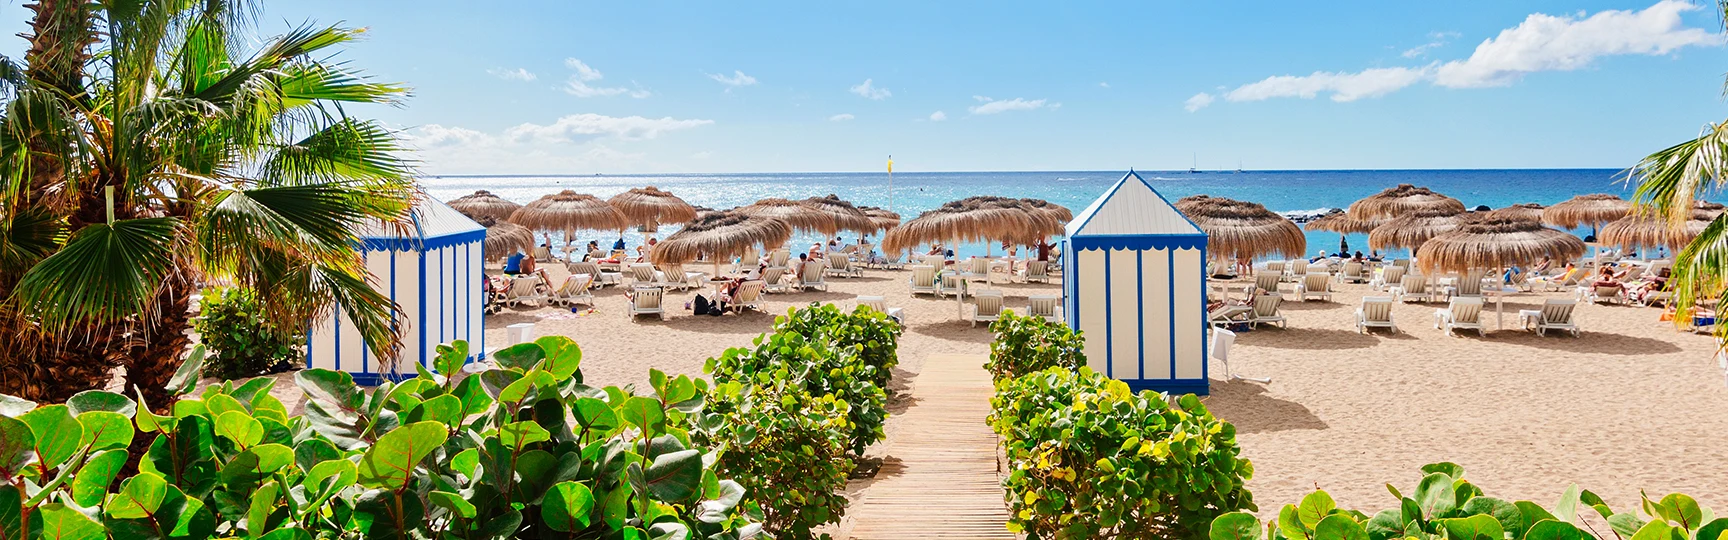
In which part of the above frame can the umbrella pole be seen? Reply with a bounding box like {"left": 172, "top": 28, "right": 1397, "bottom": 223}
{"left": 954, "top": 236, "right": 964, "bottom": 319}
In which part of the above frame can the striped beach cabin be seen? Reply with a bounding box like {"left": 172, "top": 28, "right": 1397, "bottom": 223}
{"left": 306, "top": 197, "right": 487, "bottom": 385}
{"left": 1062, "top": 171, "right": 1211, "bottom": 395}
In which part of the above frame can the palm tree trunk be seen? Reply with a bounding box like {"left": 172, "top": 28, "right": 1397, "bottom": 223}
{"left": 122, "top": 270, "right": 196, "bottom": 411}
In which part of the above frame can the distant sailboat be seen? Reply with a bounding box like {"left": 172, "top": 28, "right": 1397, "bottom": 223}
{"left": 1189, "top": 153, "right": 1199, "bottom": 174}
{"left": 1235, "top": 159, "right": 1243, "bottom": 174}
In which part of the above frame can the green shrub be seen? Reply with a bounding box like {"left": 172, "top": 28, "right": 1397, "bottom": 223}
{"left": 193, "top": 286, "right": 305, "bottom": 380}
{"left": 989, "top": 367, "right": 1255, "bottom": 538}
{"left": 773, "top": 302, "right": 902, "bottom": 391}
{"left": 985, "top": 310, "right": 1086, "bottom": 381}
{"left": 1210, "top": 464, "right": 1725, "bottom": 540}
{"left": 710, "top": 308, "right": 889, "bottom": 455}
{"left": 0, "top": 337, "right": 761, "bottom": 540}
{"left": 692, "top": 374, "right": 854, "bottom": 539}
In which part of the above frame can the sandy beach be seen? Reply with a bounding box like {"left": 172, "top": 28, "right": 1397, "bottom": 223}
{"left": 470, "top": 259, "right": 1726, "bottom": 515}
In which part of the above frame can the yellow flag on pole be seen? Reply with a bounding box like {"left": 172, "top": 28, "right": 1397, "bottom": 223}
{"left": 886, "top": 156, "right": 893, "bottom": 174}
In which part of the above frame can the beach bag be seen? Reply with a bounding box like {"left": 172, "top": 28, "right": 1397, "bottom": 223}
{"left": 693, "top": 295, "right": 726, "bottom": 316}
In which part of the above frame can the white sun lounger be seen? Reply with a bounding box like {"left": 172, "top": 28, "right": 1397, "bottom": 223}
{"left": 1296, "top": 272, "right": 1332, "bottom": 302}
{"left": 971, "top": 290, "right": 1004, "bottom": 327}
{"left": 1520, "top": 298, "right": 1579, "bottom": 337}
{"left": 1433, "top": 296, "right": 1484, "bottom": 337}
{"left": 1027, "top": 295, "right": 1063, "bottom": 323}
{"left": 1355, "top": 296, "right": 1396, "bottom": 333}
{"left": 908, "top": 265, "right": 938, "bottom": 296}
{"left": 1249, "top": 293, "right": 1286, "bottom": 328}
{"left": 627, "top": 286, "right": 664, "bottom": 320}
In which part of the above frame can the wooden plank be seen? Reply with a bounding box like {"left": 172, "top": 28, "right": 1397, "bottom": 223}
{"left": 848, "top": 354, "right": 1015, "bottom": 539}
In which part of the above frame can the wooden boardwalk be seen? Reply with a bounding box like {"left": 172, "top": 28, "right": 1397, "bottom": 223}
{"left": 848, "top": 354, "right": 1014, "bottom": 539}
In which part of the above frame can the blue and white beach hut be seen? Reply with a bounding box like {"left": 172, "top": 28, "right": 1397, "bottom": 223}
{"left": 1062, "top": 171, "right": 1211, "bottom": 395}
{"left": 306, "top": 197, "right": 487, "bottom": 385}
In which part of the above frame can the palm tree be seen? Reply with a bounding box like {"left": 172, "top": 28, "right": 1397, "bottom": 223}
{"left": 1629, "top": 2, "right": 1728, "bottom": 336}
{"left": 0, "top": 1, "right": 417, "bottom": 407}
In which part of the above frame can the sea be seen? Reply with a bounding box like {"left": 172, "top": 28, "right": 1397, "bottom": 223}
{"left": 421, "top": 169, "right": 1634, "bottom": 260}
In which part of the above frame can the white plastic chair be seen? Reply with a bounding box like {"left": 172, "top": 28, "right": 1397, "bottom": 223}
{"left": 550, "top": 274, "right": 595, "bottom": 307}
{"left": 731, "top": 280, "right": 766, "bottom": 312}
{"left": 1027, "top": 295, "right": 1063, "bottom": 323}
{"left": 908, "top": 265, "right": 938, "bottom": 296}
{"left": 1355, "top": 296, "right": 1396, "bottom": 333}
{"left": 797, "top": 260, "right": 828, "bottom": 291}
{"left": 1297, "top": 273, "right": 1332, "bottom": 302}
{"left": 1211, "top": 328, "right": 1270, "bottom": 383}
{"left": 825, "top": 252, "right": 862, "bottom": 278}
{"left": 503, "top": 276, "right": 545, "bottom": 307}
{"left": 1254, "top": 271, "right": 1281, "bottom": 295}
{"left": 1021, "top": 260, "right": 1051, "bottom": 283}
{"left": 1338, "top": 261, "right": 1369, "bottom": 284}
{"left": 760, "top": 267, "right": 790, "bottom": 293}
{"left": 1249, "top": 293, "right": 1286, "bottom": 328}
{"left": 627, "top": 286, "right": 664, "bottom": 320}
{"left": 1371, "top": 265, "right": 1406, "bottom": 291}
{"left": 1391, "top": 275, "right": 1431, "bottom": 303}
{"left": 971, "top": 290, "right": 1004, "bottom": 326}
{"left": 1521, "top": 299, "right": 1579, "bottom": 337}
{"left": 857, "top": 295, "right": 903, "bottom": 323}
{"left": 1433, "top": 296, "right": 1485, "bottom": 337}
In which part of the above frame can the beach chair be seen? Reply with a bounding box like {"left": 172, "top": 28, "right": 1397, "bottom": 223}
{"left": 1265, "top": 260, "right": 1286, "bottom": 275}
{"left": 768, "top": 249, "right": 791, "bottom": 268}
{"left": 1211, "top": 328, "right": 1270, "bottom": 383}
{"left": 1371, "top": 265, "right": 1406, "bottom": 291}
{"left": 738, "top": 246, "right": 760, "bottom": 273}
{"left": 627, "top": 263, "right": 659, "bottom": 287}
{"left": 1641, "top": 289, "right": 1673, "bottom": 307}
{"left": 627, "top": 286, "right": 664, "bottom": 320}
{"left": 1355, "top": 296, "right": 1396, "bottom": 333}
{"left": 1446, "top": 270, "right": 1485, "bottom": 300}
{"left": 1027, "top": 295, "right": 1063, "bottom": 323}
{"left": 825, "top": 252, "right": 862, "bottom": 278}
{"left": 857, "top": 295, "right": 904, "bottom": 323}
{"left": 971, "top": 290, "right": 1005, "bottom": 327}
{"left": 1648, "top": 259, "right": 1672, "bottom": 277}
{"left": 1532, "top": 269, "right": 1582, "bottom": 292}
{"left": 550, "top": 273, "right": 595, "bottom": 307}
{"left": 908, "top": 265, "right": 938, "bottom": 296}
{"left": 1587, "top": 284, "right": 1626, "bottom": 305}
{"left": 1209, "top": 303, "right": 1252, "bottom": 327}
{"left": 503, "top": 276, "right": 545, "bottom": 307}
{"left": 533, "top": 246, "right": 553, "bottom": 262}
{"left": 1520, "top": 299, "right": 1579, "bottom": 337}
{"left": 657, "top": 264, "right": 707, "bottom": 291}
{"left": 1433, "top": 296, "right": 1485, "bottom": 337}
{"left": 1286, "top": 259, "right": 1309, "bottom": 282}
{"left": 854, "top": 243, "right": 874, "bottom": 262}
{"left": 1254, "top": 270, "right": 1282, "bottom": 295}
{"left": 1338, "top": 261, "right": 1369, "bottom": 284}
{"left": 1249, "top": 293, "right": 1286, "bottom": 328}
{"left": 797, "top": 260, "right": 828, "bottom": 292}
{"left": 570, "top": 261, "right": 620, "bottom": 288}
{"left": 1620, "top": 265, "right": 1645, "bottom": 282}
{"left": 878, "top": 251, "right": 905, "bottom": 270}
{"left": 1020, "top": 260, "right": 1051, "bottom": 283}
{"left": 939, "top": 272, "right": 968, "bottom": 298}
{"left": 760, "top": 266, "right": 790, "bottom": 294}
{"left": 1297, "top": 272, "right": 1333, "bottom": 302}
{"left": 731, "top": 280, "right": 766, "bottom": 313}
{"left": 1392, "top": 259, "right": 1409, "bottom": 270}
{"left": 1391, "top": 275, "right": 1432, "bottom": 303}
{"left": 963, "top": 257, "right": 992, "bottom": 284}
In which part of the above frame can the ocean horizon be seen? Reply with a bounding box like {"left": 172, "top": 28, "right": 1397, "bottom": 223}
{"left": 423, "top": 168, "right": 1637, "bottom": 259}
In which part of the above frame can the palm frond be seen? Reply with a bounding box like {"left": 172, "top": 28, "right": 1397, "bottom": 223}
{"left": 1672, "top": 214, "right": 1728, "bottom": 335}
{"left": 11, "top": 217, "right": 181, "bottom": 329}
{"left": 0, "top": 205, "right": 66, "bottom": 272}
{"left": 251, "top": 252, "right": 401, "bottom": 367}
{"left": 260, "top": 119, "right": 414, "bottom": 184}
{"left": 278, "top": 63, "right": 409, "bottom": 107}
{"left": 1627, "top": 121, "right": 1728, "bottom": 224}
{"left": 198, "top": 182, "right": 392, "bottom": 271}
{"left": 190, "top": 24, "right": 365, "bottom": 106}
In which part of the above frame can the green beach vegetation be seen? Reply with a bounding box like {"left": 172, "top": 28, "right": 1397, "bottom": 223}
{"left": 0, "top": 0, "right": 415, "bottom": 407}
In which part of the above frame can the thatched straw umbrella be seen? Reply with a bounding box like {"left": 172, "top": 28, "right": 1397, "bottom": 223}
{"left": 479, "top": 217, "right": 535, "bottom": 260}
{"left": 1599, "top": 202, "right": 1725, "bottom": 252}
{"left": 858, "top": 205, "right": 901, "bottom": 233}
{"left": 510, "top": 190, "right": 630, "bottom": 257}
{"left": 1368, "top": 209, "right": 1469, "bottom": 252}
{"left": 884, "top": 200, "right": 1053, "bottom": 317}
{"left": 651, "top": 210, "right": 793, "bottom": 277}
{"left": 608, "top": 186, "right": 697, "bottom": 236}
{"left": 1174, "top": 196, "right": 1305, "bottom": 262}
{"left": 1305, "top": 211, "right": 1383, "bottom": 234}
{"left": 737, "top": 198, "right": 844, "bottom": 238}
{"left": 950, "top": 196, "right": 1065, "bottom": 249}
{"left": 1542, "top": 194, "right": 1632, "bottom": 232}
{"left": 1486, "top": 203, "right": 1545, "bottom": 223}
{"left": 1347, "top": 184, "right": 1467, "bottom": 221}
{"left": 1019, "top": 198, "right": 1074, "bottom": 223}
{"left": 1417, "top": 217, "right": 1587, "bottom": 328}
{"left": 448, "top": 190, "right": 521, "bottom": 221}
{"left": 801, "top": 194, "right": 876, "bottom": 237}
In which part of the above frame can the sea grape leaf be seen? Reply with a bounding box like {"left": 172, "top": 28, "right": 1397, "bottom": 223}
{"left": 0, "top": 394, "right": 35, "bottom": 417}
{"left": 619, "top": 397, "right": 665, "bottom": 433}
{"left": 1299, "top": 491, "right": 1338, "bottom": 528}
{"left": 1439, "top": 514, "right": 1504, "bottom": 540}
{"left": 306, "top": 459, "right": 358, "bottom": 501}
{"left": 1460, "top": 496, "right": 1524, "bottom": 536}
{"left": 35, "top": 503, "right": 104, "bottom": 540}
{"left": 1629, "top": 520, "right": 1683, "bottom": 540}
{"left": 1523, "top": 519, "right": 1587, "bottom": 540}
{"left": 434, "top": 340, "right": 469, "bottom": 378}
{"left": 1694, "top": 518, "right": 1728, "bottom": 540}
{"left": 70, "top": 449, "right": 127, "bottom": 507}
{"left": 164, "top": 346, "right": 205, "bottom": 395}
{"left": 220, "top": 444, "right": 294, "bottom": 487}
{"left": 498, "top": 421, "right": 551, "bottom": 452}
{"left": 20, "top": 405, "right": 81, "bottom": 470}
{"left": 67, "top": 391, "right": 135, "bottom": 418}
{"left": 1655, "top": 493, "right": 1703, "bottom": 529}
{"left": 106, "top": 472, "right": 169, "bottom": 519}
{"left": 542, "top": 481, "right": 595, "bottom": 532}
{"left": 0, "top": 416, "right": 34, "bottom": 478}
{"left": 1209, "top": 512, "right": 1262, "bottom": 540}
{"left": 642, "top": 449, "right": 703, "bottom": 503}
{"left": 1415, "top": 472, "right": 1457, "bottom": 519}
{"left": 214, "top": 411, "right": 263, "bottom": 449}
{"left": 491, "top": 343, "right": 544, "bottom": 371}
{"left": 429, "top": 491, "right": 477, "bottom": 520}
{"left": 357, "top": 421, "right": 449, "bottom": 491}
{"left": 533, "top": 336, "right": 582, "bottom": 381}
{"left": 1313, "top": 514, "right": 1367, "bottom": 540}
{"left": 76, "top": 411, "right": 132, "bottom": 452}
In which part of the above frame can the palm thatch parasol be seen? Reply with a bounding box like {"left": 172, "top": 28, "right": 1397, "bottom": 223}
{"left": 858, "top": 205, "right": 901, "bottom": 232}
{"left": 737, "top": 198, "right": 844, "bottom": 236}
{"left": 1018, "top": 198, "right": 1074, "bottom": 223}
{"left": 608, "top": 186, "right": 697, "bottom": 233}
{"left": 1175, "top": 196, "right": 1306, "bottom": 261}
{"left": 510, "top": 191, "right": 630, "bottom": 256}
{"left": 1417, "top": 216, "right": 1587, "bottom": 329}
{"left": 1347, "top": 184, "right": 1467, "bottom": 221}
{"left": 801, "top": 194, "right": 876, "bottom": 235}
{"left": 448, "top": 190, "right": 522, "bottom": 221}
{"left": 1304, "top": 211, "right": 1383, "bottom": 234}
{"left": 1485, "top": 203, "right": 1545, "bottom": 223}
{"left": 651, "top": 211, "right": 793, "bottom": 275}
{"left": 1542, "top": 194, "right": 1632, "bottom": 230}
{"left": 950, "top": 196, "right": 1065, "bottom": 247}
{"left": 479, "top": 217, "right": 535, "bottom": 259}
{"left": 1599, "top": 202, "right": 1725, "bottom": 251}
{"left": 1368, "top": 209, "right": 1470, "bottom": 251}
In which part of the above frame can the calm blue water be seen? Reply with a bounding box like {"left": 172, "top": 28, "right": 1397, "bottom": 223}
{"left": 422, "top": 169, "right": 1631, "bottom": 260}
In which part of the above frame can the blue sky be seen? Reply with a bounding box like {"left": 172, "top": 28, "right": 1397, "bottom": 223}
{"left": 2, "top": 1, "right": 1725, "bottom": 173}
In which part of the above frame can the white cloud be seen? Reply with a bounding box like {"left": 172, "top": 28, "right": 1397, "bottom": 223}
{"left": 1190, "top": 1, "right": 1722, "bottom": 108}
{"left": 564, "top": 58, "right": 604, "bottom": 81}
{"left": 410, "top": 124, "right": 488, "bottom": 148}
{"left": 1184, "top": 92, "right": 1215, "bottom": 112}
{"left": 1402, "top": 31, "right": 1461, "bottom": 58}
{"left": 1225, "top": 67, "right": 1431, "bottom": 103}
{"left": 829, "top": 113, "right": 855, "bottom": 122}
{"left": 929, "top": 110, "right": 947, "bottom": 121}
{"left": 708, "top": 70, "right": 758, "bottom": 87}
{"left": 487, "top": 68, "right": 537, "bottom": 82}
{"left": 968, "top": 96, "right": 1048, "bottom": 115}
{"left": 558, "top": 58, "right": 649, "bottom": 98}
{"left": 850, "top": 78, "right": 892, "bottom": 100}
{"left": 1435, "top": 0, "right": 1719, "bottom": 88}
{"left": 505, "top": 113, "right": 713, "bottom": 143}
{"left": 1099, "top": 82, "right": 1110, "bottom": 88}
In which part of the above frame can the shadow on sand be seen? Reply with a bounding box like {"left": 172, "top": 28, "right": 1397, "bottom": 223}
{"left": 1236, "top": 327, "right": 1378, "bottom": 350}
{"left": 1203, "top": 379, "right": 1328, "bottom": 434}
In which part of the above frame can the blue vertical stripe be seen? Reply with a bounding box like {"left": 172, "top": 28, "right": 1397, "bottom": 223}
{"left": 419, "top": 250, "right": 428, "bottom": 375}
{"left": 1103, "top": 250, "right": 1112, "bottom": 379}
{"left": 333, "top": 303, "right": 341, "bottom": 371}
{"left": 360, "top": 251, "right": 368, "bottom": 374}
{"left": 1136, "top": 251, "right": 1145, "bottom": 381}
{"left": 1199, "top": 247, "right": 1210, "bottom": 386}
